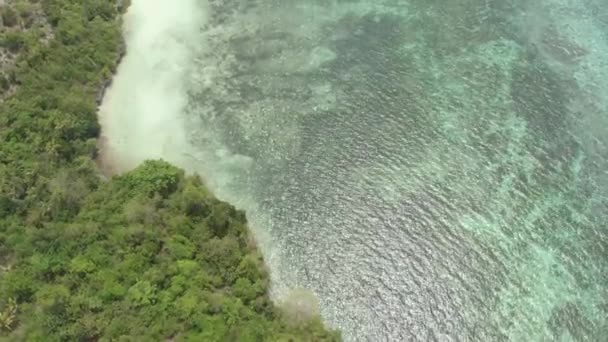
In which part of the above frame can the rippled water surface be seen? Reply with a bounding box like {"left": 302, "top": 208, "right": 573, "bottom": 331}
{"left": 112, "top": 0, "right": 608, "bottom": 340}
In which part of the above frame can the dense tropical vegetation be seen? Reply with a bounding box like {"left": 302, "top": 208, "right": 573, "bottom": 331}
{"left": 0, "top": 0, "right": 339, "bottom": 340}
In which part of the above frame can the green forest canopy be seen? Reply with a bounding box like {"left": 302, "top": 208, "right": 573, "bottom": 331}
{"left": 0, "top": 1, "right": 339, "bottom": 340}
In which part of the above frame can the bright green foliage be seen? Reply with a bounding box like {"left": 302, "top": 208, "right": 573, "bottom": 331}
{"left": 0, "top": 1, "right": 339, "bottom": 341}
{"left": 0, "top": 162, "right": 340, "bottom": 341}
{"left": 0, "top": 0, "right": 122, "bottom": 223}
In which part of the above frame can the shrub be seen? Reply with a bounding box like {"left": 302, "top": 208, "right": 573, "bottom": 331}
{"left": 0, "top": 32, "right": 25, "bottom": 53}
{"left": 1, "top": 7, "right": 19, "bottom": 27}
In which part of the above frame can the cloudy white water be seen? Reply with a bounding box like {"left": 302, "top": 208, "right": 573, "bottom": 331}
{"left": 99, "top": 0, "right": 608, "bottom": 340}
{"left": 98, "top": 0, "right": 208, "bottom": 174}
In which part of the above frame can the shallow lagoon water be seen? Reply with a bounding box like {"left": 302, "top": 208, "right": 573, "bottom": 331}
{"left": 101, "top": 0, "right": 608, "bottom": 340}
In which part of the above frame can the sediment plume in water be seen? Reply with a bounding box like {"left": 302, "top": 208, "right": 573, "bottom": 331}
{"left": 97, "top": 0, "right": 207, "bottom": 176}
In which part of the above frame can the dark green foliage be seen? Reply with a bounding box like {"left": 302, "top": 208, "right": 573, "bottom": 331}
{"left": 0, "top": 32, "right": 25, "bottom": 52}
{"left": 84, "top": 0, "right": 115, "bottom": 21}
{"left": 1, "top": 6, "right": 19, "bottom": 27}
{"left": 0, "top": 74, "right": 9, "bottom": 91}
{"left": 0, "top": 1, "right": 339, "bottom": 340}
